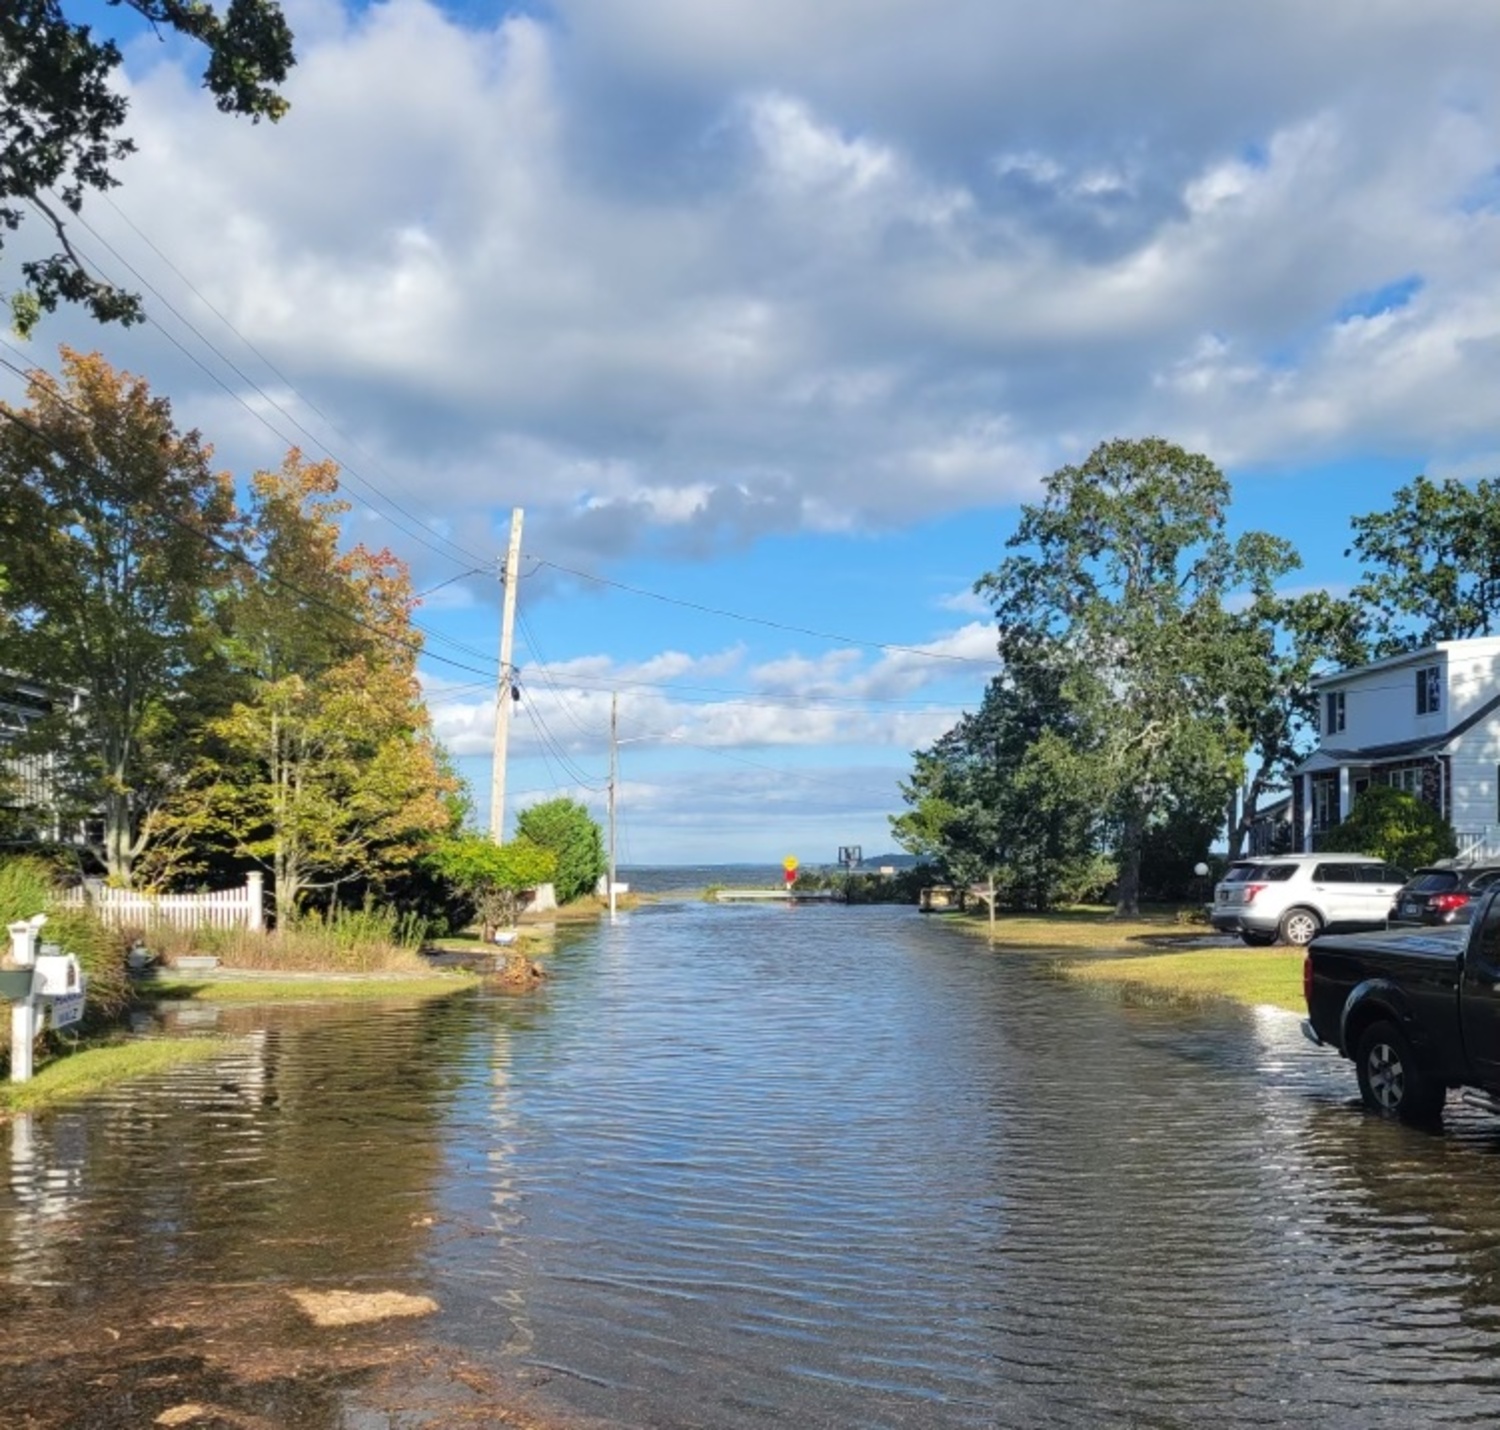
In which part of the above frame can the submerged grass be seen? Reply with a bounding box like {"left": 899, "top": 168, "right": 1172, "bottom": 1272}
{"left": 948, "top": 903, "right": 1305, "bottom": 1013}
{"left": 0, "top": 1037, "right": 231, "bottom": 1115}
{"left": 1059, "top": 948, "right": 1305, "bottom": 1014}
{"left": 140, "top": 973, "right": 478, "bottom": 1002}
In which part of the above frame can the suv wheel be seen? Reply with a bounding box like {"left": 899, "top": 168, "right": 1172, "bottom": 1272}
{"left": 1278, "top": 907, "right": 1322, "bottom": 946}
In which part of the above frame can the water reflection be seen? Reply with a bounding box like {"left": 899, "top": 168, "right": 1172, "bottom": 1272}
{"left": 10, "top": 909, "right": 1500, "bottom": 1427}
{"left": 1, "top": 993, "right": 487, "bottom": 1428}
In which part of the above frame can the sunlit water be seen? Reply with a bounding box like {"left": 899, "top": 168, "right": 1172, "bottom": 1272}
{"left": 9, "top": 901, "right": 1500, "bottom": 1427}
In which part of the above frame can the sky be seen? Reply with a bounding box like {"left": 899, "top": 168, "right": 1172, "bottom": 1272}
{"left": 4, "top": 0, "right": 1500, "bottom": 864}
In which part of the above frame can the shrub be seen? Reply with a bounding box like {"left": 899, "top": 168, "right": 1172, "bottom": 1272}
{"left": 0, "top": 857, "right": 129, "bottom": 1064}
{"left": 1320, "top": 785, "right": 1458, "bottom": 869}
{"left": 514, "top": 798, "right": 604, "bottom": 904}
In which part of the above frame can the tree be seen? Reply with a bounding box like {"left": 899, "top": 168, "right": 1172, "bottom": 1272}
{"left": 892, "top": 645, "right": 1104, "bottom": 909}
{"left": 1320, "top": 785, "right": 1457, "bottom": 870}
{"left": 514, "top": 798, "right": 605, "bottom": 905}
{"left": 427, "top": 834, "right": 557, "bottom": 939}
{"left": 2, "top": 0, "right": 294, "bottom": 332}
{"left": 975, "top": 437, "right": 1288, "bottom": 916}
{"left": 145, "top": 454, "right": 457, "bottom": 918}
{"left": 1219, "top": 571, "right": 1370, "bottom": 860}
{"left": 1349, "top": 474, "right": 1500, "bottom": 653}
{"left": 0, "top": 347, "right": 237, "bottom": 883}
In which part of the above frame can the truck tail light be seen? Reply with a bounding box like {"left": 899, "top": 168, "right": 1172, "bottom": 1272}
{"left": 1430, "top": 892, "right": 1471, "bottom": 914}
{"left": 1303, "top": 953, "right": 1313, "bottom": 1008}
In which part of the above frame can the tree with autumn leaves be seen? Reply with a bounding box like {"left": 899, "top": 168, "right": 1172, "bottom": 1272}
{"left": 0, "top": 350, "right": 459, "bottom": 914}
{"left": 150, "top": 453, "right": 459, "bottom": 921}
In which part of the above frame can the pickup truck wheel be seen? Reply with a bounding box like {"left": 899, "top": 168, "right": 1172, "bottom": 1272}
{"left": 1354, "top": 1020, "right": 1445, "bottom": 1124}
{"left": 1278, "top": 908, "right": 1322, "bottom": 946}
{"left": 1240, "top": 930, "right": 1276, "bottom": 947}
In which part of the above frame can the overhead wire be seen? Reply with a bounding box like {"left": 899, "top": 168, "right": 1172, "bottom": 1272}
{"left": 37, "top": 198, "right": 494, "bottom": 574}
{"left": 0, "top": 355, "right": 501, "bottom": 682}
{"left": 101, "top": 193, "right": 498, "bottom": 567}
{"left": 527, "top": 557, "right": 998, "bottom": 668}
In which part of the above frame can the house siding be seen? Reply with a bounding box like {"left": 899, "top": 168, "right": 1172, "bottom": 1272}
{"left": 1317, "top": 639, "right": 1500, "bottom": 751}
{"left": 1450, "top": 725, "right": 1500, "bottom": 840}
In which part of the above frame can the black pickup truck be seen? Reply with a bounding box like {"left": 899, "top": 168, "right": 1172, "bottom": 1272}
{"left": 1302, "top": 889, "right": 1500, "bottom": 1123}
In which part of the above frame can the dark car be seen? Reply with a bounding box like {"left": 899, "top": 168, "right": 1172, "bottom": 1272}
{"left": 1388, "top": 864, "right": 1500, "bottom": 926}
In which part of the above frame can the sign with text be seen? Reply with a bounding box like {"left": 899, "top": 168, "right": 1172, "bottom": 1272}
{"left": 47, "top": 993, "right": 85, "bottom": 1030}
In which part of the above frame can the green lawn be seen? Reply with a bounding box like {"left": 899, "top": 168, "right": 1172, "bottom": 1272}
{"left": 1059, "top": 948, "right": 1305, "bottom": 1013}
{"left": 139, "top": 972, "right": 479, "bottom": 1002}
{"left": 1, "top": 1037, "right": 232, "bottom": 1114}
{"left": 948, "top": 904, "right": 1306, "bottom": 1013}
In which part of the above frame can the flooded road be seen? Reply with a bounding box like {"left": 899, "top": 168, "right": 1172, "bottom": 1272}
{"left": 9, "top": 902, "right": 1500, "bottom": 1427}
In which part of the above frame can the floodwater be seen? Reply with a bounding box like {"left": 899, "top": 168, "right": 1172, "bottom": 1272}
{"left": 9, "top": 903, "right": 1500, "bottom": 1428}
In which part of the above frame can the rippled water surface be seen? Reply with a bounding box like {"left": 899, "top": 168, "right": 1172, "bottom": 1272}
{"left": 11, "top": 902, "right": 1500, "bottom": 1427}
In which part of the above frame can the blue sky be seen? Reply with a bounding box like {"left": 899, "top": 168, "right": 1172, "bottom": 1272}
{"left": 6, "top": 0, "right": 1500, "bottom": 862}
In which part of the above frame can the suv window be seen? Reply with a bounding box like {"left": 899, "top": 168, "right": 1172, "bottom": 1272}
{"left": 1407, "top": 871, "right": 1459, "bottom": 893}
{"left": 1230, "top": 863, "right": 1298, "bottom": 882}
{"left": 1313, "top": 863, "right": 1369, "bottom": 882}
{"left": 1358, "top": 865, "right": 1406, "bottom": 883}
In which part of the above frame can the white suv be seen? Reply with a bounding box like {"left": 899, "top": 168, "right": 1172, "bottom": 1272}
{"left": 1210, "top": 853, "right": 1407, "bottom": 947}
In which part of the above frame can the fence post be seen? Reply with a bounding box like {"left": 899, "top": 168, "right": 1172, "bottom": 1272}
{"left": 246, "top": 872, "right": 264, "bottom": 931}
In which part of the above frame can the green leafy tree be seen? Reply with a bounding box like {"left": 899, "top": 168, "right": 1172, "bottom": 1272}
{"left": 514, "top": 797, "right": 605, "bottom": 905}
{"left": 1219, "top": 571, "right": 1370, "bottom": 860}
{"left": 1349, "top": 474, "right": 1500, "bottom": 653}
{"left": 144, "top": 454, "right": 456, "bottom": 918}
{"left": 975, "top": 437, "right": 1289, "bottom": 916}
{"left": 1319, "top": 784, "right": 1456, "bottom": 870}
{"left": 893, "top": 646, "right": 1103, "bottom": 909}
{"left": 427, "top": 834, "right": 557, "bottom": 937}
{"left": 2, "top": 0, "right": 294, "bottom": 332}
{"left": 0, "top": 348, "right": 238, "bottom": 883}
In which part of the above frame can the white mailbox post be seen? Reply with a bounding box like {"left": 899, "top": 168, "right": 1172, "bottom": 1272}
{"left": 34, "top": 949, "right": 85, "bottom": 1031}
{"left": 6, "top": 914, "right": 46, "bottom": 1084}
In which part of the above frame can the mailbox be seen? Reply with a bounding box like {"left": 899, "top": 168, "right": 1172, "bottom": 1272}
{"left": 32, "top": 953, "right": 82, "bottom": 996}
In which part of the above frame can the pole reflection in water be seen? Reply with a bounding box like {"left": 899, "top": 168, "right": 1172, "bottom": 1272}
{"left": 6, "top": 907, "right": 1500, "bottom": 1428}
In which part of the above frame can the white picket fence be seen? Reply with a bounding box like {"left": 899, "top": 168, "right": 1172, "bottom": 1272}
{"left": 60, "top": 873, "right": 264, "bottom": 931}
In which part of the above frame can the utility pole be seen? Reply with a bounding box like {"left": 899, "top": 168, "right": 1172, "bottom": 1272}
{"left": 490, "top": 507, "right": 523, "bottom": 844}
{"left": 608, "top": 692, "right": 619, "bottom": 920}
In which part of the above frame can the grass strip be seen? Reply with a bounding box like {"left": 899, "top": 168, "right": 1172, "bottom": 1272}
{"left": 1058, "top": 948, "right": 1305, "bottom": 1013}
{"left": 139, "top": 974, "right": 478, "bottom": 1002}
{"left": 1, "top": 1037, "right": 231, "bottom": 1114}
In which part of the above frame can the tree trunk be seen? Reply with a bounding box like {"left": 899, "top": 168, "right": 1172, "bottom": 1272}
{"left": 1114, "top": 806, "right": 1146, "bottom": 918}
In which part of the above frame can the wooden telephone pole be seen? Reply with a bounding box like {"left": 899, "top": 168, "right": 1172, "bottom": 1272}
{"left": 489, "top": 507, "right": 523, "bottom": 844}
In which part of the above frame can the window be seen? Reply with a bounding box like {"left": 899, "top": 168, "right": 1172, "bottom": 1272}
{"left": 1313, "top": 863, "right": 1367, "bottom": 883}
{"left": 1324, "top": 691, "right": 1346, "bottom": 735}
{"left": 1311, "top": 780, "right": 1339, "bottom": 830}
{"left": 1381, "top": 766, "right": 1423, "bottom": 796}
{"left": 1417, "top": 664, "right": 1442, "bottom": 715}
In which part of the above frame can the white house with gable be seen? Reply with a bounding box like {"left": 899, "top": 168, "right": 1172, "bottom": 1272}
{"left": 1291, "top": 637, "right": 1500, "bottom": 856}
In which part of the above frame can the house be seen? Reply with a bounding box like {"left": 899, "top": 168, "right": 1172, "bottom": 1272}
{"left": 1291, "top": 637, "right": 1500, "bottom": 856}
{"left": 1246, "top": 795, "right": 1293, "bottom": 856}
{"left": 0, "top": 673, "right": 84, "bottom": 845}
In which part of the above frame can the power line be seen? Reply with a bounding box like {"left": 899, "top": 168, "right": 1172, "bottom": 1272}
{"left": 528, "top": 557, "right": 998, "bottom": 667}
{"left": 0, "top": 362, "right": 500, "bottom": 683}
{"left": 43, "top": 200, "right": 494, "bottom": 573}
